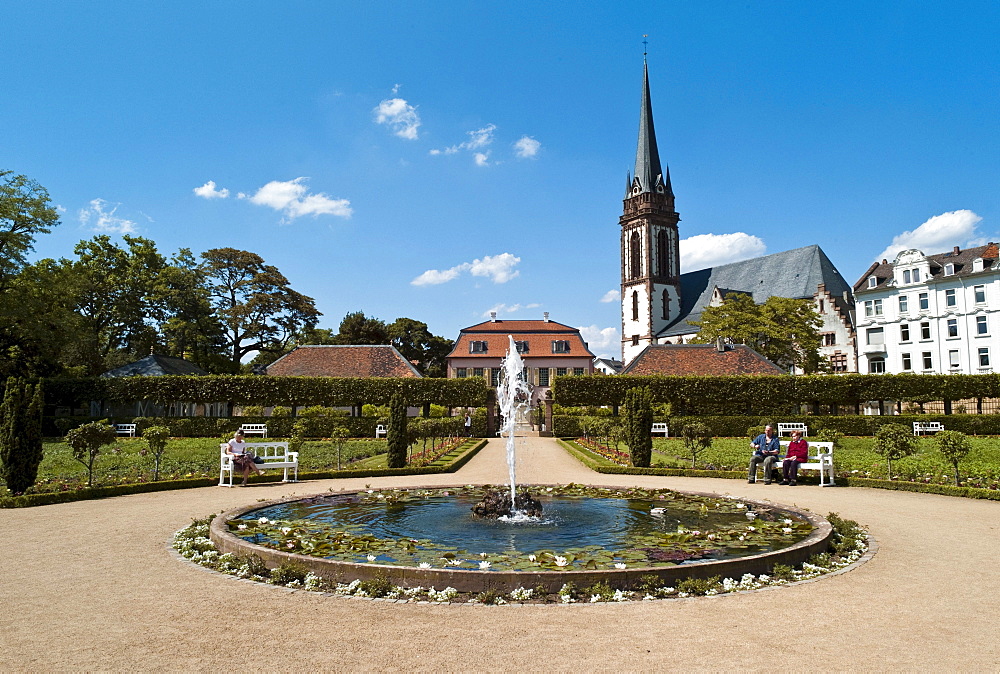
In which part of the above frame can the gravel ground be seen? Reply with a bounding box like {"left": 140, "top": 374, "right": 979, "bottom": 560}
{"left": 1, "top": 436, "right": 998, "bottom": 671}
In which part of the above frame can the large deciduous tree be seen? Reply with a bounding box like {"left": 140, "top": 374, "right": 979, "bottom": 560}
{"left": 154, "top": 248, "right": 226, "bottom": 371}
{"left": 334, "top": 311, "right": 389, "bottom": 345}
{"left": 200, "top": 248, "right": 320, "bottom": 371}
{"left": 0, "top": 170, "right": 60, "bottom": 291}
{"left": 387, "top": 317, "right": 455, "bottom": 377}
{"left": 690, "top": 293, "right": 823, "bottom": 372}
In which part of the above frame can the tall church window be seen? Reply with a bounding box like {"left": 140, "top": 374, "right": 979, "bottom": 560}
{"left": 666, "top": 229, "right": 676, "bottom": 277}
{"left": 629, "top": 232, "right": 642, "bottom": 279}
{"left": 632, "top": 291, "right": 639, "bottom": 321}
{"left": 661, "top": 289, "right": 669, "bottom": 319}
{"left": 656, "top": 230, "right": 668, "bottom": 277}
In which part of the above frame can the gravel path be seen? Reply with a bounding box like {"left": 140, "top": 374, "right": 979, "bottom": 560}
{"left": 2, "top": 436, "right": 999, "bottom": 671}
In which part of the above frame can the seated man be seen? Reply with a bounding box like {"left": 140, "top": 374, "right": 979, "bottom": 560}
{"left": 748, "top": 424, "right": 780, "bottom": 484}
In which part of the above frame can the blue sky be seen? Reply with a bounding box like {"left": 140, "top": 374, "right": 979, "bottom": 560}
{"left": 4, "top": 1, "right": 999, "bottom": 358}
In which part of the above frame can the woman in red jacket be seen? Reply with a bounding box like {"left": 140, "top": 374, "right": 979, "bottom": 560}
{"left": 781, "top": 430, "right": 809, "bottom": 485}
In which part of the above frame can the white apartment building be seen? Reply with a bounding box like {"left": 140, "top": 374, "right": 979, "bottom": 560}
{"left": 854, "top": 245, "right": 999, "bottom": 375}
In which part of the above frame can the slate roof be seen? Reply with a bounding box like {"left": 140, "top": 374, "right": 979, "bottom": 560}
{"left": 266, "top": 345, "right": 422, "bottom": 378}
{"left": 101, "top": 355, "right": 209, "bottom": 378}
{"left": 658, "top": 244, "right": 852, "bottom": 338}
{"left": 853, "top": 243, "right": 999, "bottom": 293}
{"left": 447, "top": 319, "right": 595, "bottom": 359}
{"left": 621, "top": 344, "right": 785, "bottom": 376}
{"left": 629, "top": 62, "right": 672, "bottom": 198}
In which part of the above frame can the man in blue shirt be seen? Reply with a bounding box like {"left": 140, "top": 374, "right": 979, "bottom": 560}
{"left": 748, "top": 424, "right": 781, "bottom": 484}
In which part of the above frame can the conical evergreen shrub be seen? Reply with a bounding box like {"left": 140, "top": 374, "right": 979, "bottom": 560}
{"left": 386, "top": 391, "right": 408, "bottom": 468}
{"left": 0, "top": 377, "right": 45, "bottom": 495}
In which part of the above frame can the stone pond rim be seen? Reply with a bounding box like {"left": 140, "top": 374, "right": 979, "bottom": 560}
{"left": 208, "top": 485, "right": 834, "bottom": 594}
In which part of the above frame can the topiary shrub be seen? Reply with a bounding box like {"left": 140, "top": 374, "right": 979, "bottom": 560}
{"left": 65, "top": 420, "right": 117, "bottom": 487}
{"left": 386, "top": 392, "right": 407, "bottom": 468}
{"left": 936, "top": 430, "right": 972, "bottom": 487}
{"left": 141, "top": 425, "right": 171, "bottom": 481}
{"left": 872, "top": 424, "right": 918, "bottom": 478}
{"left": 0, "top": 377, "right": 44, "bottom": 495}
{"left": 623, "top": 386, "right": 653, "bottom": 468}
{"left": 680, "top": 421, "right": 713, "bottom": 468}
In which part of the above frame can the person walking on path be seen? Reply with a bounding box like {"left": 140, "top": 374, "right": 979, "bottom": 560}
{"left": 781, "top": 430, "right": 808, "bottom": 485}
{"left": 464, "top": 413, "right": 473, "bottom": 437}
{"left": 748, "top": 424, "right": 781, "bottom": 484}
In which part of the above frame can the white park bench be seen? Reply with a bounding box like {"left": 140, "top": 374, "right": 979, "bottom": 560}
{"left": 219, "top": 442, "right": 298, "bottom": 487}
{"left": 913, "top": 421, "right": 944, "bottom": 436}
{"left": 777, "top": 422, "right": 808, "bottom": 437}
{"left": 776, "top": 440, "right": 835, "bottom": 486}
{"left": 115, "top": 423, "right": 137, "bottom": 437}
{"left": 650, "top": 423, "right": 669, "bottom": 437}
{"left": 375, "top": 424, "right": 387, "bottom": 438}
{"left": 239, "top": 423, "right": 268, "bottom": 437}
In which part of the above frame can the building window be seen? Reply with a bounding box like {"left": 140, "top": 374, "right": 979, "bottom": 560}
{"left": 899, "top": 295, "right": 908, "bottom": 313}
{"left": 661, "top": 289, "right": 669, "bottom": 320}
{"left": 920, "top": 322, "right": 931, "bottom": 340}
{"left": 913, "top": 269, "right": 920, "bottom": 282}
{"left": 919, "top": 293, "right": 929, "bottom": 310}
{"left": 818, "top": 298, "right": 825, "bottom": 313}
{"left": 490, "top": 369, "right": 500, "bottom": 386}
{"left": 864, "top": 299, "right": 883, "bottom": 317}
{"left": 973, "top": 258, "right": 985, "bottom": 272}
{"left": 473, "top": 367, "right": 484, "bottom": 378}
{"left": 632, "top": 291, "right": 639, "bottom": 321}
{"left": 573, "top": 367, "right": 584, "bottom": 376}
{"left": 866, "top": 327, "right": 884, "bottom": 345}
{"left": 977, "top": 315, "right": 988, "bottom": 335}
{"left": 949, "top": 349, "right": 960, "bottom": 369}
{"left": 629, "top": 232, "right": 642, "bottom": 279}
{"left": 946, "top": 289, "right": 956, "bottom": 307}
{"left": 632, "top": 335, "right": 639, "bottom": 346}
{"left": 456, "top": 368, "right": 467, "bottom": 378}
{"left": 979, "top": 348, "right": 991, "bottom": 367}
{"left": 923, "top": 352, "right": 933, "bottom": 370}
{"left": 902, "top": 353, "right": 912, "bottom": 371}
{"left": 656, "top": 230, "right": 668, "bottom": 277}
{"left": 551, "top": 340, "right": 570, "bottom": 353}
{"left": 903, "top": 269, "right": 911, "bottom": 284}
{"left": 867, "top": 276, "right": 878, "bottom": 288}
{"left": 947, "top": 318, "right": 958, "bottom": 337}
{"left": 900, "top": 324, "right": 910, "bottom": 342}
{"left": 538, "top": 368, "right": 550, "bottom": 386}
{"left": 470, "top": 341, "right": 488, "bottom": 353}
{"left": 945, "top": 263, "right": 955, "bottom": 275}
{"left": 869, "top": 357, "right": 886, "bottom": 374}
{"left": 822, "top": 333, "right": 836, "bottom": 346}
{"left": 975, "top": 285, "right": 986, "bottom": 304}
{"left": 830, "top": 352, "right": 848, "bottom": 372}
{"left": 515, "top": 340, "right": 529, "bottom": 353}
{"left": 556, "top": 367, "right": 567, "bottom": 376}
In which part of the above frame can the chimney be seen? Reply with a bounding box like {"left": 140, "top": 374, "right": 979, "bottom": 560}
{"left": 882, "top": 259, "right": 888, "bottom": 265}
{"left": 716, "top": 337, "right": 726, "bottom": 352}
{"left": 490, "top": 311, "right": 497, "bottom": 322}
{"left": 543, "top": 312, "right": 550, "bottom": 322}
{"left": 954, "top": 246, "right": 961, "bottom": 255}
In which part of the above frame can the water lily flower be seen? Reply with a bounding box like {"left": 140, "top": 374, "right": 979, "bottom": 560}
{"left": 480, "top": 552, "right": 488, "bottom": 558}
{"left": 286, "top": 543, "right": 295, "bottom": 549}
{"left": 479, "top": 561, "right": 491, "bottom": 569}
{"left": 747, "top": 526, "right": 756, "bottom": 532}
{"left": 546, "top": 487, "right": 554, "bottom": 492}
{"left": 614, "top": 563, "right": 627, "bottom": 569}
{"left": 554, "top": 556, "right": 568, "bottom": 567}
{"left": 447, "top": 560, "right": 463, "bottom": 567}
{"left": 736, "top": 503, "right": 746, "bottom": 509}
{"left": 782, "top": 518, "right": 793, "bottom": 525}
{"left": 782, "top": 527, "right": 793, "bottom": 533}
{"left": 527, "top": 554, "right": 537, "bottom": 562}
{"left": 367, "top": 554, "right": 377, "bottom": 562}
{"left": 281, "top": 527, "right": 291, "bottom": 535}
{"left": 419, "top": 562, "right": 431, "bottom": 569}
{"left": 258, "top": 517, "right": 269, "bottom": 524}
{"left": 237, "top": 524, "right": 247, "bottom": 530}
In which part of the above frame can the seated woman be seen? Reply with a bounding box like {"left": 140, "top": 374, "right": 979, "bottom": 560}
{"left": 226, "top": 430, "right": 262, "bottom": 486}
{"left": 781, "top": 430, "right": 808, "bottom": 485}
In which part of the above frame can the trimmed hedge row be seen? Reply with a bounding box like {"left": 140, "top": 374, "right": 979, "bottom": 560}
{"left": 552, "top": 372, "right": 1000, "bottom": 413}
{"left": 44, "top": 375, "right": 491, "bottom": 408}
{"left": 0, "top": 440, "right": 487, "bottom": 509}
{"left": 553, "top": 413, "right": 1000, "bottom": 438}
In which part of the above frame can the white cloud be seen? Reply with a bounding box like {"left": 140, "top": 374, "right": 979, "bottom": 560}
{"left": 680, "top": 232, "right": 766, "bottom": 272}
{"left": 56, "top": 204, "right": 67, "bottom": 213}
{"left": 577, "top": 325, "right": 620, "bottom": 357}
{"left": 373, "top": 97, "right": 421, "bottom": 140}
{"left": 432, "top": 124, "right": 496, "bottom": 163}
{"left": 473, "top": 152, "right": 490, "bottom": 167}
{"left": 193, "top": 180, "right": 229, "bottom": 199}
{"left": 481, "top": 302, "right": 541, "bottom": 317}
{"left": 391, "top": 83, "right": 401, "bottom": 95}
{"left": 246, "top": 177, "right": 352, "bottom": 222}
{"left": 78, "top": 199, "right": 137, "bottom": 234}
{"left": 600, "top": 290, "right": 620, "bottom": 303}
{"left": 514, "top": 135, "right": 541, "bottom": 159}
{"left": 875, "top": 210, "right": 984, "bottom": 263}
{"left": 411, "top": 252, "right": 521, "bottom": 286}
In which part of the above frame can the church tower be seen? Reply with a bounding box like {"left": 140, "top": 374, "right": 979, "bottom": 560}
{"left": 621, "top": 60, "right": 681, "bottom": 363}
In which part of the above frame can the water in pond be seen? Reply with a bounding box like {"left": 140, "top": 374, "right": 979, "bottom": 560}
{"left": 233, "top": 489, "right": 812, "bottom": 571}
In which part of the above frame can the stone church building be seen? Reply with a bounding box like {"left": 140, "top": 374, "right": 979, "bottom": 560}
{"left": 619, "top": 62, "right": 857, "bottom": 372}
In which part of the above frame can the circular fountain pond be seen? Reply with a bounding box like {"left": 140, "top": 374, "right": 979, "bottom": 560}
{"left": 209, "top": 484, "right": 833, "bottom": 593}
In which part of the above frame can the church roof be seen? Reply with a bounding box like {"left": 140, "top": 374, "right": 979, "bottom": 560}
{"left": 621, "top": 344, "right": 785, "bottom": 376}
{"left": 629, "top": 62, "right": 672, "bottom": 198}
{"left": 657, "top": 244, "right": 852, "bottom": 338}
{"left": 101, "top": 355, "right": 209, "bottom": 378}
{"left": 266, "top": 345, "right": 422, "bottom": 378}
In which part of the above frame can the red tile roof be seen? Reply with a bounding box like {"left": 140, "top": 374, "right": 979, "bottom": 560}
{"left": 622, "top": 344, "right": 784, "bottom": 376}
{"left": 447, "top": 319, "right": 594, "bottom": 359}
{"left": 266, "top": 345, "right": 422, "bottom": 378}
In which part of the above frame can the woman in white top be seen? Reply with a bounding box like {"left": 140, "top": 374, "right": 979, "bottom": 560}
{"left": 226, "top": 430, "right": 262, "bottom": 486}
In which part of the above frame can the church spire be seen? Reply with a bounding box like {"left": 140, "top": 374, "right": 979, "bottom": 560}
{"left": 631, "top": 62, "right": 672, "bottom": 197}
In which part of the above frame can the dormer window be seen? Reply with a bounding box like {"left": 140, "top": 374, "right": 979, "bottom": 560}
{"left": 514, "top": 341, "right": 529, "bottom": 354}
{"left": 913, "top": 269, "right": 920, "bottom": 282}
{"left": 944, "top": 263, "right": 955, "bottom": 276}
{"left": 469, "top": 341, "right": 488, "bottom": 354}
{"left": 867, "top": 276, "right": 878, "bottom": 289}
{"left": 973, "top": 258, "right": 985, "bottom": 272}
{"left": 903, "top": 270, "right": 911, "bottom": 284}
{"left": 552, "top": 340, "right": 571, "bottom": 353}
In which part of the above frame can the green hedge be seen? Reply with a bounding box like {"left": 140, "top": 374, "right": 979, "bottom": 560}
{"left": 554, "top": 413, "right": 1000, "bottom": 439}
{"left": 552, "top": 372, "right": 1000, "bottom": 413}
